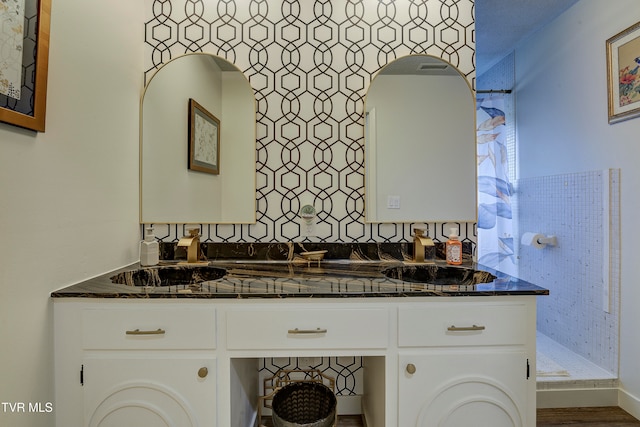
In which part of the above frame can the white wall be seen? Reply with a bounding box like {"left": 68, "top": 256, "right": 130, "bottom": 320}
{"left": 0, "top": 1, "right": 143, "bottom": 426}
{"left": 515, "top": 0, "right": 640, "bottom": 416}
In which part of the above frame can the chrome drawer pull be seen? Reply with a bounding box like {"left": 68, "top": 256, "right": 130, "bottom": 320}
{"left": 125, "top": 328, "right": 166, "bottom": 335}
{"left": 287, "top": 328, "right": 328, "bottom": 334}
{"left": 447, "top": 324, "right": 485, "bottom": 332}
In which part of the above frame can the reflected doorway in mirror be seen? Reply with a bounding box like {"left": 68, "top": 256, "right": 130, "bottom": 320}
{"left": 188, "top": 98, "right": 220, "bottom": 175}
{"left": 140, "top": 53, "right": 256, "bottom": 224}
{"left": 363, "top": 54, "right": 477, "bottom": 223}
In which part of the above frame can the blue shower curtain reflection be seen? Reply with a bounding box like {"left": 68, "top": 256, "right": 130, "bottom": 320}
{"left": 476, "top": 95, "right": 516, "bottom": 275}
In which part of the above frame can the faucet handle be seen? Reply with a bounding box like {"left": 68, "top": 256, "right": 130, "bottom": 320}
{"left": 414, "top": 227, "right": 426, "bottom": 237}
{"left": 187, "top": 228, "right": 200, "bottom": 237}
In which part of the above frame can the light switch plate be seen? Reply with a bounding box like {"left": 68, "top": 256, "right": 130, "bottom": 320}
{"left": 387, "top": 195, "right": 401, "bottom": 209}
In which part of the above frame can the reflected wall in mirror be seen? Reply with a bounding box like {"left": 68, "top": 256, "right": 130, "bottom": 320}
{"left": 365, "top": 55, "right": 477, "bottom": 223}
{"left": 141, "top": 53, "right": 256, "bottom": 224}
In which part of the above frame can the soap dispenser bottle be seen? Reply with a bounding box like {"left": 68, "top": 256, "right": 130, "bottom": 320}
{"left": 445, "top": 228, "right": 462, "bottom": 265}
{"left": 140, "top": 227, "right": 159, "bottom": 267}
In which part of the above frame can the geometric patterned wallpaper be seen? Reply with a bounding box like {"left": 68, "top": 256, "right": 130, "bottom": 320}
{"left": 144, "top": 0, "right": 477, "bottom": 246}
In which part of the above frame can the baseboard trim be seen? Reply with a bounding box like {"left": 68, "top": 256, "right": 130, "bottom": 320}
{"left": 337, "top": 395, "right": 362, "bottom": 415}
{"left": 537, "top": 387, "right": 618, "bottom": 408}
{"left": 619, "top": 388, "right": 640, "bottom": 420}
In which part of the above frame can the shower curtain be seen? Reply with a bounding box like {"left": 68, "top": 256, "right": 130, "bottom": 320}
{"left": 476, "top": 94, "right": 516, "bottom": 275}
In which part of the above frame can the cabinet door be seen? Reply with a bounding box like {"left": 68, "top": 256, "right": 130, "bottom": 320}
{"left": 399, "top": 351, "right": 529, "bottom": 427}
{"left": 83, "top": 357, "right": 215, "bottom": 427}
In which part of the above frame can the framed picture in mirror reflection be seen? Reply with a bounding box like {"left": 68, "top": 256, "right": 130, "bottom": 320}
{"left": 188, "top": 98, "right": 220, "bottom": 175}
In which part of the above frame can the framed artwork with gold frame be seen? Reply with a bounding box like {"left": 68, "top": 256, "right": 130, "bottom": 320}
{"left": 0, "top": 0, "right": 51, "bottom": 132}
{"left": 607, "top": 21, "right": 640, "bottom": 124}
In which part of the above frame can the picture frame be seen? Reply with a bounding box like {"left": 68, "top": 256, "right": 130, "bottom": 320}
{"left": 607, "top": 21, "right": 640, "bottom": 124}
{"left": 188, "top": 98, "right": 220, "bottom": 175}
{"left": 0, "top": 0, "right": 51, "bottom": 132}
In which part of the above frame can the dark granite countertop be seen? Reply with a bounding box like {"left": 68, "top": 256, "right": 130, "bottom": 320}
{"left": 51, "top": 259, "right": 548, "bottom": 299}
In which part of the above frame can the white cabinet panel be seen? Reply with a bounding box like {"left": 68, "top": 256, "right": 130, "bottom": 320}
{"left": 398, "top": 302, "right": 528, "bottom": 347}
{"left": 226, "top": 306, "right": 388, "bottom": 350}
{"left": 82, "top": 306, "right": 216, "bottom": 350}
{"left": 398, "top": 351, "right": 529, "bottom": 427}
{"left": 83, "top": 357, "right": 215, "bottom": 427}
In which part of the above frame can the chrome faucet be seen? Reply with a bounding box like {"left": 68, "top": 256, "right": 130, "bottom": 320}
{"left": 413, "top": 228, "right": 435, "bottom": 263}
{"left": 178, "top": 228, "right": 202, "bottom": 263}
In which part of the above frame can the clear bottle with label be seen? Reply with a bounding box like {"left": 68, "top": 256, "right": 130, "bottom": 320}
{"left": 140, "top": 227, "right": 159, "bottom": 266}
{"left": 445, "top": 228, "right": 462, "bottom": 265}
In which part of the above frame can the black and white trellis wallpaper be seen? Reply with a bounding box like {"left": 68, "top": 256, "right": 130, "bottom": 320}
{"left": 144, "top": 0, "right": 477, "bottom": 245}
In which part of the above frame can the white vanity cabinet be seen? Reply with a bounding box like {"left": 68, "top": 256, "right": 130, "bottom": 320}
{"left": 396, "top": 298, "right": 536, "bottom": 427}
{"left": 53, "top": 296, "right": 537, "bottom": 427}
{"left": 54, "top": 301, "right": 217, "bottom": 427}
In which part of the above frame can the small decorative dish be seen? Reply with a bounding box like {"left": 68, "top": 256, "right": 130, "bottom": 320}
{"left": 299, "top": 250, "right": 328, "bottom": 266}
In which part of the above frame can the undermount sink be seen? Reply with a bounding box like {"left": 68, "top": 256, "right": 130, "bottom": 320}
{"left": 110, "top": 265, "right": 226, "bottom": 287}
{"left": 381, "top": 264, "right": 496, "bottom": 286}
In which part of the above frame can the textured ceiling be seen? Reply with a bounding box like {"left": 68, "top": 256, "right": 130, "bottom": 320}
{"left": 475, "top": 0, "right": 580, "bottom": 76}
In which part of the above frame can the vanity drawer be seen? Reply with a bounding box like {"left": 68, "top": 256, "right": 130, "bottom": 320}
{"left": 226, "top": 307, "right": 388, "bottom": 350}
{"left": 82, "top": 305, "right": 216, "bottom": 350}
{"left": 398, "top": 302, "right": 528, "bottom": 347}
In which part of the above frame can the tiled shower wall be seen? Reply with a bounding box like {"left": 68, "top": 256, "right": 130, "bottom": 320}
{"left": 515, "top": 170, "right": 620, "bottom": 374}
{"left": 143, "top": 0, "right": 477, "bottom": 246}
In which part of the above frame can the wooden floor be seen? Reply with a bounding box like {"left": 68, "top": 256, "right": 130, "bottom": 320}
{"left": 260, "top": 415, "right": 362, "bottom": 426}
{"left": 537, "top": 407, "right": 640, "bottom": 426}
{"left": 263, "top": 408, "right": 640, "bottom": 426}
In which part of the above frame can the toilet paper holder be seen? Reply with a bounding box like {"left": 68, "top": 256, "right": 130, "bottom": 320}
{"left": 538, "top": 235, "right": 557, "bottom": 246}
{"left": 521, "top": 232, "right": 557, "bottom": 249}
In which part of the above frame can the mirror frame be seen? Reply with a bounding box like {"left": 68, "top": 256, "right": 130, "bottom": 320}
{"left": 363, "top": 54, "right": 478, "bottom": 223}
{"left": 139, "top": 53, "right": 257, "bottom": 224}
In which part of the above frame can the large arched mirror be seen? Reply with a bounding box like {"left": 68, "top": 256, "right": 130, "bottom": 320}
{"left": 140, "top": 53, "right": 256, "bottom": 224}
{"left": 364, "top": 55, "right": 477, "bottom": 223}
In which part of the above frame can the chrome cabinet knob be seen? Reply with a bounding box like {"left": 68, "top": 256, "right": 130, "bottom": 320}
{"left": 198, "top": 367, "right": 208, "bottom": 378}
{"left": 406, "top": 363, "right": 416, "bottom": 374}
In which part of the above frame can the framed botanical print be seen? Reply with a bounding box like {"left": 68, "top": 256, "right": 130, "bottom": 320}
{"left": 607, "top": 21, "right": 640, "bottom": 124}
{"left": 0, "top": 0, "right": 51, "bottom": 132}
{"left": 188, "top": 98, "right": 220, "bottom": 175}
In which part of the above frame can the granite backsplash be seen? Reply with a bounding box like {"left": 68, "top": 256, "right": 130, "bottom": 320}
{"left": 160, "top": 241, "right": 474, "bottom": 264}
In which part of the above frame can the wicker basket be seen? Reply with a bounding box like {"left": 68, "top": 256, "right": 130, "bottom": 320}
{"left": 271, "top": 381, "right": 337, "bottom": 427}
